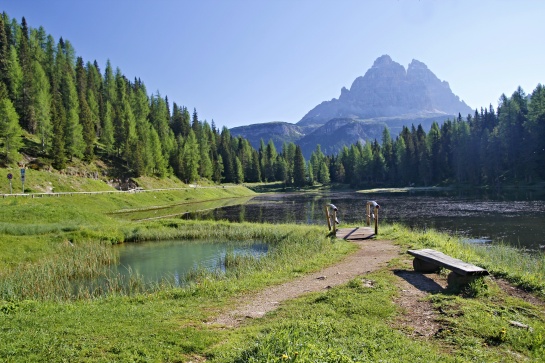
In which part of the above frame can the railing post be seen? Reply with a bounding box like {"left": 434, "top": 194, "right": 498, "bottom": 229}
{"left": 374, "top": 204, "right": 379, "bottom": 235}
{"left": 366, "top": 201, "right": 380, "bottom": 235}
{"left": 325, "top": 204, "right": 338, "bottom": 233}
{"left": 332, "top": 208, "right": 337, "bottom": 234}
{"left": 325, "top": 205, "right": 331, "bottom": 231}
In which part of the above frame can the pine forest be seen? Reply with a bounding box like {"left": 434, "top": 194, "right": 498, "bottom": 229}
{"left": 1, "top": 13, "right": 544, "bottom": 189}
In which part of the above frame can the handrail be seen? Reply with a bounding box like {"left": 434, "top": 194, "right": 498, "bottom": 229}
{"left": 366, "top": 201, "right": 380, "bottom": 235}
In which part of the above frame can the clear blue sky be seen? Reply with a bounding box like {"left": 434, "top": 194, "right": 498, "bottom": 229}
{"left": 2, "top": 0, "right": 544, "bottom": 129}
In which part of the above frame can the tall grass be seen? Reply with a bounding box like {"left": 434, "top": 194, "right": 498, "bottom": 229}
{"left": 0, "top": 241, "right": 117, "bottom": 301}
{"left": 382, "top": 223, "right": 545, "bottom": 295}
{"left": 0, "top": 220, "right": 341, "bottom": 301}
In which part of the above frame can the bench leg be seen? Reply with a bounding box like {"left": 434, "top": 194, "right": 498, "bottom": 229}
{"left": 447, "top": 272, "right": 480, "bottom": 289}
{"left": 413, "top": 258, "right": 440, "bottom": 273}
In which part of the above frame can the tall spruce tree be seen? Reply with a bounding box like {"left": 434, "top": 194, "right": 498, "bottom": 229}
{"left": 18, "top": 17, "right": 36, "bottom": 132}
{"left": 76, "top": 57, "right": 95, "bottom": 159}
{"left": 32, "top": 60, "right": 51, "bottom": 152}
{"left": 293, "top": 145, "right": 306, "bottom": 187}
{"left": 0, "top": 16, "right": 9, "bottom": 92}
{"left": 7, "top": 45, "right": 22, "bottom": 109}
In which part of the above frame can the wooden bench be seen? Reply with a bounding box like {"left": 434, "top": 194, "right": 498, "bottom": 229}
{"left": 408, "top": 249, "right": 489, "bottom": 287}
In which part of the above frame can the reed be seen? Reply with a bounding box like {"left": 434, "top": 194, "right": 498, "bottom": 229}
{"left": 0, "top": 220, "right": 340, "bottom": 301}
{"left": 0, "top": 240, "right": 118, "bottom": 301}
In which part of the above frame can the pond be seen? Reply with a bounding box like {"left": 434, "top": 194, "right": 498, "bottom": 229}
{"left": 113, "top": 239, "right": 268, "bottom": 286}
{"left": 188, "top": 189, "right": 545, "bottom": 251}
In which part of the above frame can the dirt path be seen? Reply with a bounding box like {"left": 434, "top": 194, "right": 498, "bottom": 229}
{"left": 208, "top": 238, "right": 544, "bottom": 348}
{"left": 209, "top": 239, "right": 399, "bottom": 327}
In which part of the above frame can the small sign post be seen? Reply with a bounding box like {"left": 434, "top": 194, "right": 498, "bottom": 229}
{"left": 20, "top": 168, "right": 25, "bottom": 193}
{"left": 7, "top": 173, "right": 13, "bottom": 194}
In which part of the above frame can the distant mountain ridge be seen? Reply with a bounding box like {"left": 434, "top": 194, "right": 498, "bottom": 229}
{"left": 231, "top": 55, "right": 473, "bottom": 157}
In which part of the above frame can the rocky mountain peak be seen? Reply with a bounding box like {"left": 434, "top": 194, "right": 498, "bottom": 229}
{"left": 372, "top": 54, "right": 395, "bottom": 67}
{"left": 408, "top": 58, "right": 428, "bottom": 70}
{"left": 298, "top": 55, "right": 472, "bottom": 127}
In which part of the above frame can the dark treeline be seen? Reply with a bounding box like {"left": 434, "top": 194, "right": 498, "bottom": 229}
{"left": 313, "top": 85, "right": 545, "bottom": 187}
{"left": 1, "top": 14, "right": 544, "bottom": 188}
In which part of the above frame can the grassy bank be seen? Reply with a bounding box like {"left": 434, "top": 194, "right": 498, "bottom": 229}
{"left": 1, "top": 185, "right": 545, "bottom": 361}
{"left": 0, "top": 185, "right": 255, "bottom": 268}
{"left": 382, "top": 224, "right": 545, "bottom": 295}
{"left": 3, "top": 220, "right": 543, "bottom": 361}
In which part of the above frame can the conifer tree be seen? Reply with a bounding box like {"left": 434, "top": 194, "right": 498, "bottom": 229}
{"left": 198, "top": 121, "right": 213, "bottom": 179}
{"left": 427, "top": 122, "right": 442, "bottom": 183}
{"left": 86, "top": 61, "right": 102, "bottom": 138}
{"left": 219, "top": 127, "right": 235, "bottom": 182}
{"left": 76, "top": 57, "right": 95, "bottom": 159}
{"left": 32, "top": 60, "right": 51, "bottom": 152}
{"left": 527, "top": 84, "right": 545, "bottom": 179}
{"left": 101, "top": 101, "right": 114, "bottom": 154}
{"left": 181, "top": 106, "right": 191, "bottom": 137}
{"left": 149, "top": 126, "right": 167, "bottom": 177}
{"left": 0, "top": 97, "right": 23, "bottom": 163}
{"left": 170, "top": 102, "right": 183, "bottom": 136}
{"left": 0, "top": 16, "right": 9, "bottom": 92}
{"left": 180, "top": 129, "right": 200, "bottom": 183}
{"left": 7, "top": 45, "right": 22, "bottom": 108}
{"left": 265, "top": 139, "right": 277, "bottom": 181}
{"left": 149, "top": 92, "right": 175, "bottom": 159}
{"left": 274, "top": 157, "right": 287, "bottom": 184}
{"left": 43, "top": 35, "right": 55, "bottom": 84}
{"left": 191, "top": 108, "right": 202, "bottom": 139}
{"left": 234, "top": 156, "right": 244, "bottom": 184}
{"left": 318, "top": 160, "right": 330, "bottom": 184}
{"left": 309, "top": 144, "right": 325, "bottom": 182}
{"left": 307, "top": 162, "right": 314, "bottom": 185}
{"left": 213, "top": 154, "right": 224, "bottom": 183}
{"left": 293, "top": 145, "right": 306, "bottom": 187}
{"left": 18, "top": 17, "right": 37, "bottom": 132}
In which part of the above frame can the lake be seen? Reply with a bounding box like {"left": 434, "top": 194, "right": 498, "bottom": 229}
{"left": 188, "top": 189, "right": 545, "bottom": 251}
{"left": 110, "top": 188, "right": 545, "bottom": 286}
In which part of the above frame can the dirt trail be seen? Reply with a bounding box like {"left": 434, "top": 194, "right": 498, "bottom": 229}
{"left": 208, "top": 238, "right": 544, "bottom": 347}
{"left": 209, "top": 239, "right": 399, "bottom": 327}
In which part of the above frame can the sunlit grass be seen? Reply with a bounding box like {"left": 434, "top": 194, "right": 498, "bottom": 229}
{"left": 381, "top": 223, "right": 545, "bottom": 296}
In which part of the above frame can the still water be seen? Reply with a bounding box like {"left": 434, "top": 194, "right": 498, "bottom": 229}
{"left": 188, "top": 190, "right": 545, "bottom": 251}
{"left": 114, "top": 239, "right": 268, "bottom": 285}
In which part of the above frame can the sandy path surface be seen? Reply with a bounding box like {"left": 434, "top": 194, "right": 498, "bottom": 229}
{"left": 209, "top": 239, "right": 399, "bottom": 327}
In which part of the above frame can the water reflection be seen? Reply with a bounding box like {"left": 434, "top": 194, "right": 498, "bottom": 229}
{"left": 190, "top": 190, "right": 545, "bottom": 250}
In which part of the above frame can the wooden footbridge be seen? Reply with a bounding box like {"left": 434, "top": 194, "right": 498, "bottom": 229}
{"left": 325, "top": 201, "right": 380, "bottom": 240}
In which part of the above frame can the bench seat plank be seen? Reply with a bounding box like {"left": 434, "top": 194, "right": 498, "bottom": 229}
{"left": 408, "top": 249, "right": 488, "bottom": 276}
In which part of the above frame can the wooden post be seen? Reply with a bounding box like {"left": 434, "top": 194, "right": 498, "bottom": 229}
{"left": 366, "top": 201, "right": 380, "bottom": 235}
{"left": 332, "top": 209, "right": 337, "bottom": 234}
{"left": 325, "top": 205, "right": 331, "bottom": 231}
{"left": 374, "top": 205, "right": 379, "bottom": 235}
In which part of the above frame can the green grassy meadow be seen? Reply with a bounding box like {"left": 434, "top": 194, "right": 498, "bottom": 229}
{"left": 0, "top": 182, "right": 544, "bottom": 362}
